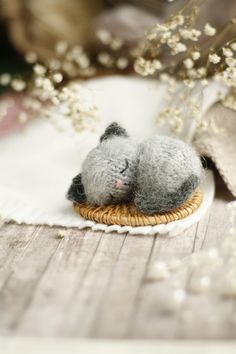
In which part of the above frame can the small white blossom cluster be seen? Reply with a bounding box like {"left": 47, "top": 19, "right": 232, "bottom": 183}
{"left": 96, "top": 29, "right": 129, "bottom": 71}
{"left": 216, "top": 67, "right": 236, "bottom": 87}
{"left": 0, "top": 45, "right": 100, "bottom": 131}
{"left": 30, "top": 61, "right": 99, "bottom": 132}
{"left": 133, "top": 0, "right": 236, "bottom": 133}
{"left": 97, "top": 52, "right": 114, "bottom": 68}
{"left": 179, "top": 28, "right": 201, "bottom": 41}
{"left": 53, "top": 42, "right": 96, "bottom": 78}
{"left": 0, "top": 73, "right": 26, "bottom": 93}
{"left": 146, "top": 14, "right": 190, "bottom": 56}
{"left": 208, "top": 53, "right": 221, "bottom": 64}
{"left": 144, "top": 9, "right": 215, "bottom": 58}
{"left": 52, "top": 84, "right": 99, "bottom": 132}
{"left": 209, "top": 43, "right": 236, "bottom": 100}
{"left": 222, "top": 88, "right": 236, "bottom": 111}
{"left": 96, "top": 29, "right": 123, "bottom": 51}
{"left": 25, "top": 43, "right": 96, "bottom": 79}
{"left": 157, "top": 74, "right": 204, "bottom": 135}
{"left": 204, "top": 23, "right": 217, "bottom": 36}
{"left": 97, "top": 51, "right": 129, "bottom": 70}
{"left": 134, "top": 57, "right": 162, "bottom": 76}
{"left": 135, "top": 0, "right": 218, "bottom": 79}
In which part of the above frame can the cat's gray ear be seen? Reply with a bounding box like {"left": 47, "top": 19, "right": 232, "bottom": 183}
{"left": 67, "top": 173, "right": 86, "bottom": 204}
{"left": 100, "top": 122, "right": 128, "bottom": 142}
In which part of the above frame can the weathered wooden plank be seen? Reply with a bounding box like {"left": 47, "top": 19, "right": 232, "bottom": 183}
{"left": 15, "top": 229, "right": 103, "bottom": 336}
{"left": 191, "top": 210, "right": 211, "bottom": 252}
{"left": 0, "top": 223, "right": 38, "bottom": 291}
{"left": 0, "top": 225, "right": 63, "bottom": 334}
{"left": 129, "top": 223, "right": 198, "bottom": 339}
{"left": 198, "top": 199, "right": 231, "bottom": 250}
{"left": 90, "top": 234, "right": 155, "bottom": 338}
{"left": 176, "top": 294, "right": 235, "bottom": 339}
{"left": 58, "top": 232, "right": 127, "bottom": 337}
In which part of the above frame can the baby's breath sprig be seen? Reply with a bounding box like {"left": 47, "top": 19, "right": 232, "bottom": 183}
{"left": 28, "top": 57, "right": 100, "bottom": 132}
{"left": 132, "top": 0, "right": 236, "bottom": 134}
{"left": 0, "top": 42, "right": 100, "bottom": 132}
{"left": 133, "top": 0, "right": 208, "bottom": 79}
{"left": 95, "top": 29, "right": 130, "bottom": 72}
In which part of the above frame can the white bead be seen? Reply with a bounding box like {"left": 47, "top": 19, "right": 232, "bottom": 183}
{"left": 173, "top": 289, "right": 186, "bottom": 304}
{"left": 147, "top": 261, "right": 170, "bottom": 280}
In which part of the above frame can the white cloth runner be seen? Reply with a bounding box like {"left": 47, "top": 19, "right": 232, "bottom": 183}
{"left": 0, "top": 76, "right": 221, "bottom": 233}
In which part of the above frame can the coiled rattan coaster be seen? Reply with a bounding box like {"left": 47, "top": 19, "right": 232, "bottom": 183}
{"left": 74, "top": 190, "right": 203, "bottom": 227}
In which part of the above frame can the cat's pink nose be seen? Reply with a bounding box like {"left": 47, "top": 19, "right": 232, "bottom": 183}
{"left": 115, "top": 179, "right": 124, "bottom": 189}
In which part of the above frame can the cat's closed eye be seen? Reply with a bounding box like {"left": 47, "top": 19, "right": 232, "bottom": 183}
{"left": 120, "top": 159, "right": 129, "bottom": 174}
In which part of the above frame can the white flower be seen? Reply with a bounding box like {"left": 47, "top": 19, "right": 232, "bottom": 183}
{"left": 187, "top": 68, "right": 198, "bottom": 79}
{"left": 110, "top": 38, "right": 123, "bottom": 51}
{"left": 152, "top": 59, "right": 162, "bottom": 70}
{"left": 0, "top": 73, "right": 11, "bottom": 85}
{"left": 201, "top": 79, "right": 209, "bottom": 86}
{"left": 166, "top": 34, "right": 179, "bottom": 48}
{"left": 11, "top": 79, "right": 26, "bottom": 92}
{"left": 48, "top": 59, "right": 61, "bottom": 71}
{"left": 230, "top": 42, "right": 236, "bottom": 51}
{"left": 160, "top": 31, "right": 172, "bottom": 43}
{"left": 191, "top": 51, "right": 201, "bottom": 60}
{"left": 33, "top": 64, "right": 46, "bottom": 76}
{"left": 174, "top": 42, "right": 187, "bottom": 53}
{"left": 96, "top": 29, "right": 112, "bottom": 45}
{"left": 155, "top": 23, "right": 168, "bottom": 32}
{"left": 226, "top": 57, "right": 236, "bottom": 67}
{"left": 218, "top": 67, "right": 236, "bottom": 87}
{"left": 76, "top": 54, "right": 90, "bottom": 69}
{"left": 223, "top": 47, "right": 233, "bottom": 57}
{"left": 180, "top": 29, "right": 201, "bottom": 41}
{"left": 184, "top": 79, "right": 195, "bottom": 88}
{"left": 52, "top": 73, "right": 63, "bottom": 83}
{"left": 55, "top": 41, "right": 68, "bottom": 55}
{"left": 147, "top": 30, "right": 157, "bottom": 41}
{"left": 160, "top": 73, "right": 171, "bottom": 83}
{"left": 134, "top": 57, "right": 162, "bottom": 76}
{"left": 184, "top": 58, "right": 194, "bottom": 69}
{"left": 204, "top": 24, "right": 216, "bottom": 36}
{"left": 169, "top": 15, "right": 184, "bottom": 30}
{"left": 175, "top": 15, "right": 184, "bottom": 26}
{"left": 25, "top": 51, "right": 37, "bottom": 64}
{"left": 134, "top": 58, "right": 149, "bottom": 76}
{"left": 97, "top": 52, "right": 113, "bottom": 67}
{"left": 116, "top": 57, "right": 129, "bottom": 70}
{"left": 208, "top": 53, "right": 221, "bottom": 64}
{"left": 197, "top": 67, "right": 207, "bottom": 77}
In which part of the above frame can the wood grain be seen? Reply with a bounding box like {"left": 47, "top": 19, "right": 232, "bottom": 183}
{"left": 0, "top": 173, "right": 235, "bottom": 339}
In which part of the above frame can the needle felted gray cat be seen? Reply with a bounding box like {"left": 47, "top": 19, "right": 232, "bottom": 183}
{"left": 67, "top": 122, "right": 202, "bottom": 214}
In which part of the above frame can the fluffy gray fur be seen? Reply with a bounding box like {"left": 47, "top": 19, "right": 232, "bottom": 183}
{"left": 67, "top": 122, "right": 202, "bottom": 214}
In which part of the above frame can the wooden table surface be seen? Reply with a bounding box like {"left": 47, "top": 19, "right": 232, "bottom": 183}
{"left": 0, "top": 171, "right": 235, "bottom": 340}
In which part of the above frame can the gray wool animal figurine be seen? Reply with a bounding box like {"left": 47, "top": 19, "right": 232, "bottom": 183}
{"left": 67, "top": 122, "right": 202, "bottom": 214}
